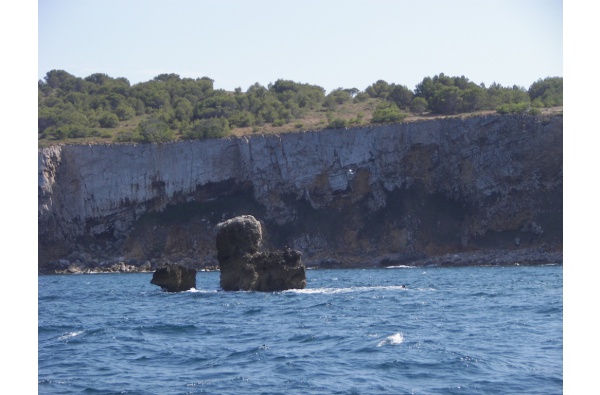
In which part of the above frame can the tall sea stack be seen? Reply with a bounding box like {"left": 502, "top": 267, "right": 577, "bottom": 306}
{"left": 215, "top": 215, "right": 306, "bottom": 291}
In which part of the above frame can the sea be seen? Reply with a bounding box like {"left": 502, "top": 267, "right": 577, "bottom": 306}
{"left": 38, "top": 265, "right": 563, "bottom": 395}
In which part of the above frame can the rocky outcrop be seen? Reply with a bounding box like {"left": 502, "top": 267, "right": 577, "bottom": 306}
{"left": 150, "top": 264, "right": 197, "bottom": 292}
{"left": 244, "top": 248, "right": 306, "bottom": 291}
{"left": 38, "top": 114, "right": 563, "bottom": 270}
{"left": 216, "top": 215, "right": 306, "bottom": 291}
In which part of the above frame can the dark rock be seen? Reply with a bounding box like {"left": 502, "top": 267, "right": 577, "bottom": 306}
{"left": 66, "top": 251, "right": 82, "bottom": 263}
{"left": 150, "top": 264, "right": 197, "bottom": 292}
{"left": 216, "top": 215, "right": 262, "bottom": 260}
{"left": 216, "top": 215, "right": 306, "bottom": 291}
{"left": 247, "top": 248, "right": 306, "bottom": 291}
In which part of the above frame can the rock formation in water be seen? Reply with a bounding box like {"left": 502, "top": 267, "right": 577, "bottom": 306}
{"left": 215, "top": 215, "right": 306, "bottom": 291}
{"left": 38, "top": 114, "right": 563, "bottom": 272}
{"left": 150, "top": 264, "right": 197, "bottom": 292}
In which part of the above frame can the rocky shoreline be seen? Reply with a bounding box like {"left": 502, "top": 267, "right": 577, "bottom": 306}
{"left": 378, "top": 247, "right": 562, "bottom": 268}
{"left": 39, "top": 247, "right": 562, "bottom": 275}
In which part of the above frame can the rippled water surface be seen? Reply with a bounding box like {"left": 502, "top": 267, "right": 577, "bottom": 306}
{"left": 38, "top": 265, "right": 562, "bottom": 394}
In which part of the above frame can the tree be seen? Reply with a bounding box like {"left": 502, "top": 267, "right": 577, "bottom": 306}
{"left": 323, "top": 88, "right": 352, "bottom": 110}
{"left": 411, "top": 97, "right": 428, "bottom": 115}
{"left": 462, "top": 86, "right": 487, "bottom": 112}
{"left": 131, "top": 81, "right": 171, "bottom": 110}
{"left": 194, "top": 93, "right": 238, "bottom": 119}
{"left": 429, "top": 85, "right": 463, "bottom": 114}
{"left": 154, "top": 73, "right": 181, "bottom": 82}
{"left": 114, "top": 104, "right": 136, "bottom": 121}
{"left": 228, "top": 111, "right": 255, "bottom": 127}
{"left": 98, "top": 112, "right": 119, "bottom": 128}
{"left": 353, "top": 91, "right": 370, "bottom": 102}
{"left": 528, "top": 77, "right": 562, "bottom": 107}
{"left": 173, "top": 98, "right": 194, "bottom": 122}
{"left": 414, "top": 73, "right": 498, "bottom": 114}
{"left": 44, "top": 69, "right": 81, "bottom": 90}
{"left": 388, "top": 84, "right": 414, "bottom": 109}
{"left": 414, "top": 76, "right": 435, "bottom": 99}
{"left": 366, "top": 80, "right": 392, "bottom": 99}
{"left": 343, "top": 88, "right": 359, "bottom": 97}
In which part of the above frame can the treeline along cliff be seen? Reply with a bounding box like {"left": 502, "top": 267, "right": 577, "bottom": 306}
{"left": 38, "top": 113, "right": 562, "bottom": 271}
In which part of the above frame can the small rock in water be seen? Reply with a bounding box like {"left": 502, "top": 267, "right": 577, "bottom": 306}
{"left": 150, "top": 264, "right": 196, "bottom": 292}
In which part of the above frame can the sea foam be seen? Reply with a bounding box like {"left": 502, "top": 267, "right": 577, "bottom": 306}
{"left": 377, "top": 333, "right": 404, "bottom": 347}
{"left": 286, "top": 285, "right": 407, "bottom": 294}
{"left": 58, "top": 331, "right": 84, "bottom": 341}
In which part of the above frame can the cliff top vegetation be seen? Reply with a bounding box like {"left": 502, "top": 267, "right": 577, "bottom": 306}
{"left": 38, "top": 70, "right": 562, "bottom": 148}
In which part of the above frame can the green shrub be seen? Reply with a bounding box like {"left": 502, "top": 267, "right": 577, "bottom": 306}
{"left": 114, "top": 105, "right": 136, "bottom": 121}
{"left": 45, "top": 124, "right": 90, "bottom": 140}
{"left": 98, "top": 112, "right": 119, "bottom": 128}
{"left": 496, "top": 102, "right": 530, "bottom": 114}
{"left": 353, "top": 92, "right": 370, "bottom": 103}
{"left": 137, "top": 116, "right": 174, "bottom": 142}
{"left": 411, "top": 97, "right": 428, "bottom": 114}
{"left": 184, "top": 117, "right": 230, "bottom": 140}
{"left": 115, "top": 130, "right": 141, "bottom": 142}
{"left": 371, "top": 102, "right": 407, "bottom": 124}
{"left": 328, "top": 118, "right": 348, "bottom": 129}
{"left": 228, "top": 111, "right": 255, "bottom": 128}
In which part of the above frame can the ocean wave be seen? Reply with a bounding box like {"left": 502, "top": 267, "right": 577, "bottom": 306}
{"left": 187, "top": 288, "right": 220, "bottom": 293}
{"left": 285, "top": 285, "right": 408, "bottom": 294}
{"left": 377, "top": 333, "right": 404, "bottom": 347}
{"left": 57, "top": 331, "right": 85, "bottom": 341}
{"left": 39, "top": 266, "right": 563, "bottom": 395}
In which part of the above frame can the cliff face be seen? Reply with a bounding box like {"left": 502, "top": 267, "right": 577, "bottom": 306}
{"left": 38, "top": 114, "right": 562, "bottom": 269}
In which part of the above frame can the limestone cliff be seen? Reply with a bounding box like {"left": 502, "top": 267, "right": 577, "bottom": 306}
{"left": 38, "top": 114, "right": 562, "bottom": 270}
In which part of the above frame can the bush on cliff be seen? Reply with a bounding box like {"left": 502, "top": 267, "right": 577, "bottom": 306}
{"left": 137, "top": 116, "right": 175, "bottom": 142}
{"left": 328, "top": 118, "right": 348, "bottom": 129}
{"left": 371, "top": 102, "right": 407, "bottom": 124}
{"left": 495, "top": 102, "right": 531, "bottom": 115}
{"left": 115, "top": 116, "right": 176, "bottom": 142}
{"left": 184, "top": 117, "right": 230, "bottom": 140}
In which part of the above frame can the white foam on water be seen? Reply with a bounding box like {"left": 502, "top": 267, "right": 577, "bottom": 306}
{"left": 58, "top": 331, "right": 84, "bottom": 340}
{"left": 286, "top": 285, "right": 408, "bottom": 295}
{"left": 187, "top": 288, "right": 219, "bottom": 293}
{"left": 386, "top": 265, "right": 414, "bottom": 269}
{"left": 377, "top": 333, "right": 404, "bottom": 347}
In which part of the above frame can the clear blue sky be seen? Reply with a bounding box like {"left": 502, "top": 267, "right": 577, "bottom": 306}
{"left": 38, "top": 0, "right": 562, "bottom": 92}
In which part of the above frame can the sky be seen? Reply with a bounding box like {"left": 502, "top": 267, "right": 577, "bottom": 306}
{"left": 38, "top": 0, "right": 563, "bottom": 92}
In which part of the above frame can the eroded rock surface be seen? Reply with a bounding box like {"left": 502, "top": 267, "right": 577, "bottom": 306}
{"left": 150, "top": 264, "right": 197, "bottom": 292}
{"left": 38, "top": 114, "right": 563, "bottom": 271}
{"left": 216, "top": 215, "right": 306, "bottom": 291}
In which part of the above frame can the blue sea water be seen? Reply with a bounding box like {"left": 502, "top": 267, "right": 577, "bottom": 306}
{"left": 38, "top": 265, "right": 562, "bottom": 394}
